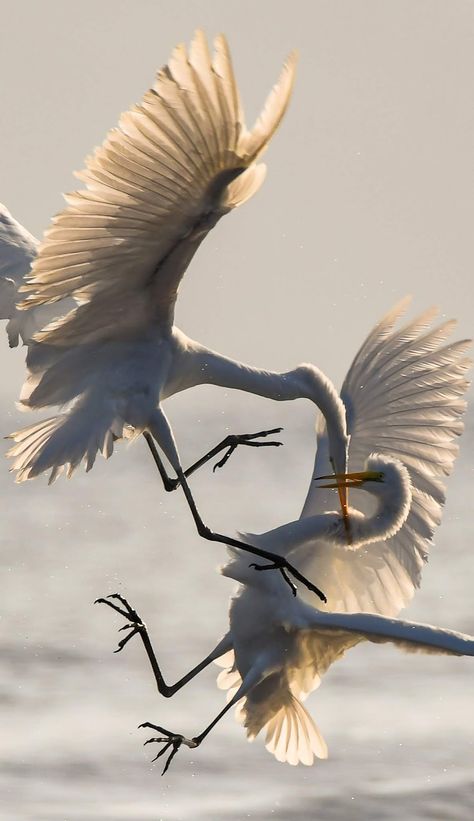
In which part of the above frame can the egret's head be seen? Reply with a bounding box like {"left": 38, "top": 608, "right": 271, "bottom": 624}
{"left": 316, "top": 452, "right": 412, "bottom": 548}
{"left": 362, "top": 454, "right": 412, "bottom": 529}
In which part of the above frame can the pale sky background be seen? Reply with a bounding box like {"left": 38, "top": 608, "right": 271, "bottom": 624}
{"left": 1, "top": 0, "right": 472, "bottom": 390}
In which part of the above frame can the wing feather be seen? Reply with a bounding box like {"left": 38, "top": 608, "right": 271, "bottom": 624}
{"left": 20, "top": 32, "right": 297, "bottom": 347}
{"left": 302, "top": 611, "right": 474, "bottom": 658}
{"left": 287, "top": 611, "right": 474, "bottom": 709}
{"left": 297, "top": 299, "right": 471, "bottom": 616}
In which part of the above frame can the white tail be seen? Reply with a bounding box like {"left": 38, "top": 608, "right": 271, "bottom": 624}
{"left": 7, "top": 398, "right": 123, "bottom": 483}
{"left": 261, "top": 696, "right": 328, "bottom": 766}
{"left": 215, "top": 653, "right": 328, "bottom": 767}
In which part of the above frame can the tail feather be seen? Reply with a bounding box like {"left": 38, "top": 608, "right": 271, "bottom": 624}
{"left": 7, "top": 399, "right": 122, "bottom": 483}
{"left": 215, "top": 653, "right": 327, "bottom": 766}
{"left": 262, "top": 696, "right": 328, "bottom": 766}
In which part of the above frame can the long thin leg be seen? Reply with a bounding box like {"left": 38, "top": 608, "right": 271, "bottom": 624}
{"left": 140, "top": 674, "right": 256, "bottom": 775}
{"left": 142, "top": 427, "right": 283, "bottom": 492}
{"left": 146, "top": 410, "right": 326, "bottom": 602}
{"left": 95, "top": 594, "right": 232, "bottom": 698}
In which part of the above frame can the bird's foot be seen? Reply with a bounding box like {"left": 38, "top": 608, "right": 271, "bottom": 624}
{"left": 250, "top": 560, "right": 298, "bottom": 596}
{"left": 212, "top": 427, "right": 283, "bottom": 472}
{"left": 249, "top": 559, "right": 327, "bottom": 604}
{"left": 140, "top": 722, "right": 198, "bottom": 775}
{"left": 94, "top": 593, "right": 145, "bottom": 652}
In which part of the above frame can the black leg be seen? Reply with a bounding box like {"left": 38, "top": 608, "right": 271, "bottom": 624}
{"left": 142, "top": 427, "right": 283, "bottom": 491}
{"left": 143, "top": 427, "right": 327, "bottom": 603}
{"left": 95, "top": 594, "right": 232, "bottom": 697}
{"left": 143, "top": 432, "right": 175, "bottom": 491}
{"left": 175, "top": 467, "right": 327, "bottom": 602}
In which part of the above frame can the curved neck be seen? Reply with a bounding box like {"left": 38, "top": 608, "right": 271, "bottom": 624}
{"left": 168, "top": 336, "right": 349, "bottom": 474}
{"left": 225, "top": 478, "right": 411, "bottom": 589}
{"left": 289, "top": 471, "right": 412, "bottom": 555}
{"left": 348, "top": 476, "right": 412, "bottom": 548}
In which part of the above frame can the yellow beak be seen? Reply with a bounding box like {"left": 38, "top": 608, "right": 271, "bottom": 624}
{"left": 336, "top": 480, "right": 350, "bottom": 542}
{"left": 314, "top": 469, "right": 385, "bottom": 546}
{"left": 315, "top": 469, "right": 384, "bottom": 488}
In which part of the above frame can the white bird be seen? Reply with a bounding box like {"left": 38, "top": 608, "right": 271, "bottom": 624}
{"left": 0, "top": 202, "right": 288, "bottom": 488}
{"left": 0, "top": 205, "right": 75, "bottom": 347}
{"left": 97, "top": 300, "right": 472, "bottom": 772}
{"left": 4, "top": 32, "right": 351, "bottom": 597}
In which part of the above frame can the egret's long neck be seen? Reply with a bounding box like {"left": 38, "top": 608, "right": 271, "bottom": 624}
{"left": 168, "top": 336, "right": 348, "bottom": 463}
{"left": 227, "top": 461, "right": 412, "bottom": 586}
{"left": 350, "top": 472, "right": 412, "bottom": 547}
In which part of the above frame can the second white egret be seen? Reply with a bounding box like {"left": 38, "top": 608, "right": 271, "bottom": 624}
{"left": 98, "top": 299, "right": 472, "bottom": 771}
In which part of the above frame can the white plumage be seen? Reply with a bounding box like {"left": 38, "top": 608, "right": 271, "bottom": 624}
{"left": 209, "top": 301, "right": 471, "bottom": 766}
{"left": 297, "top": 298, "right": 471, "bottom": 615}
{"left": 107, "top": 301, "right": 471, "bottom": 772}
{"left": 0, "top": 204, "right": 74, "bottom": 347}
{"left": 4, "top": 33, "right": 350, "bottom": 518}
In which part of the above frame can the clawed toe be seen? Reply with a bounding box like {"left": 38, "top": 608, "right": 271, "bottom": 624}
{"left": 212, "top": 427, "right": 284, "bottom": 472}
{"left": 140, "top": 723, "right": 197, "bottom": 775}
{"left": 248, "top": 560, "right": 297, "bottom": 596}
{"left": 96, "top": 593, "right": 145, "bottom": 651}
{"left": 248, "top": 559, "right": 327, "bottom": 602}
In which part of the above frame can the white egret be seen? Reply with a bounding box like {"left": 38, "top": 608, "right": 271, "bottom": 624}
{"left": 0, "top": 202, "right": 285, "bottom": 487}
{"left": 98, "top": 300, "right": 472, "bottom": 771}
{"left": 5, "top": 33, "right": 351, "bottom": 597}
{"left": 0, "top": 205, "right": 75, "bottom": 346}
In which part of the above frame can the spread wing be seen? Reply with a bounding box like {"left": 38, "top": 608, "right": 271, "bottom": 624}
{"left": 290, "top": 609, "right": 474, "bottom": 701}
{"left": 20, "top": 31, "right": 297, "bottom": 345}
{"left": 296, "top": 298, "right": 471, "bottom": 616}
{"left": 0, "top": 204, "right": 74, "bottom": 346}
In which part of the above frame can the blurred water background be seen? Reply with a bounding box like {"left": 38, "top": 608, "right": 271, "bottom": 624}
{"left": 1, "top": 382, "right": 473, "bottom": 821}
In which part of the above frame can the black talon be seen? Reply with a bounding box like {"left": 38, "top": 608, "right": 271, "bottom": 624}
{"left": 139, "top": 722, "right": 168, "bottom": 733}
{"left": 279, "top": 567, "right": 297, "bottom": 596}
{"left": 94, "top": 596, "right": 130, "bottom": 620}
{"left": 108, "top": 593, "right": 131, "bottom": 608}
{"left": 97, "top": 593, "right": 146, "bottom": 653}
{"left": 250, "top": 561, "right": 278, "bottom": 571}
{"left": 249, "top": 560, "right": 298, "bottom": 596}
{"left": 249, "top": 560, "right": 326, "bottom": 602}
{"left": 161, "top": 740, "right": 182, "bottom": 775}
{"left": 153, "top": 741, "right": 172, "bottom": 762}
{"left": 212, "top": 444, "right": 237, "bottom": 472}
{"left": 108, "top": 593, "right": 142, "bottom": 621}
{"left": 114, "top": 627, "right": 140, "bottom": 653}
{"left": 118, "top": 623, "right": 134, "bottom": 632}
{"left": 140, "top": 724, "right": 188, "bottom": 775}
{"left": 212, "top": 428, "right": 284, "bottom": 473}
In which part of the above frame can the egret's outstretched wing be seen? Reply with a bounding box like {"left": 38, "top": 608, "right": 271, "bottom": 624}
{"left": 214, "top": 609, "right": 474, "bottom": 765}
{"left": 297, "top": 299, "right": 471, "bottom": 616}
{"left": 20, "top": 32, "right": 297, "bottom": 345}
{"left": 290, "top": 609, "right": 474, "bottom": 705}
{"left": 0, "top": 204, "right": 75, "bottom": 347}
